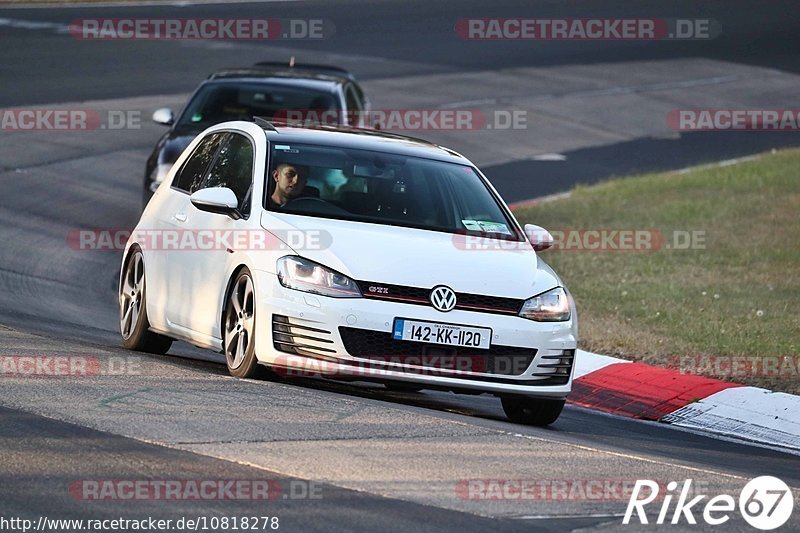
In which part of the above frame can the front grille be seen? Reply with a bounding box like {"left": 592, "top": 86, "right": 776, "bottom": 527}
{"left": 355, "top": 281, "right": 523, "bottom": 315}
{"left": 338, "top": 326, "right": 537, "bottom": 376}
{"left": 455, "top": 293, "right": 523, "bottom": 314}
{"left": 272, "top": 314, "right": 336, "bottom": 358}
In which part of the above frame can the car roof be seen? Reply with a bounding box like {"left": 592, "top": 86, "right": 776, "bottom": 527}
{"left": 201, "top": 75, "right": 342, "bottom": 95}
{"left": 252, "top": 61, "right": 357, "bottom": 82}
{"left": 208, "top": 67, "right": 352, "bottom": 86}
{"left": 260, "top": 123, "right": 470, "bottom": 165}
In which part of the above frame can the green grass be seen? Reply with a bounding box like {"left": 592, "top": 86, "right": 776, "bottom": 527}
{"left": 513, "top": 149, "right": 800, "bottom": 393}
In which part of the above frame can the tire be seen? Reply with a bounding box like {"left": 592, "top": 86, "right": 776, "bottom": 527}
{"left": 223, "top": 268, "right": 263, "bottom": 378}
{"left": 501, "top": 396, "right": 565, "bottom": 426}
{"left": 384, "top": 382, "right": 423, "bottom": 393}
{"left": 119, "top": 248, "right": 173, "bottom": 354}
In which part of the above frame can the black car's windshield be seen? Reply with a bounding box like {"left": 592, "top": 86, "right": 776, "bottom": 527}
{"left": 177, "top": 82, "right": 339, "bottom": 129}
{"left": 265, "top": 143, "right": 523, "bottom": 239}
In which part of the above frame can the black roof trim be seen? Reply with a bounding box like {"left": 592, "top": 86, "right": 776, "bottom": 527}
{"left": 252, "top": 61, "right": 356, "bottom": 81}
{"left": 207, "top": 66, "right": 351, "bottom": 83}
{"left": 252, "top": 117, "right": 278, "bottom": 131}
{"left": 257, "top": 120, "right": 442, "bottom": 147}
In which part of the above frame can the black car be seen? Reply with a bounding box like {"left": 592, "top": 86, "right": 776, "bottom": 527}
{"left": 143, "top": 61, "right": 370, "bottom": 208}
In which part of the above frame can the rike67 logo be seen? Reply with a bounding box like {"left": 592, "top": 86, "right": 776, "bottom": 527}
{"left": 624, "top": 476, "right": 794, "bottom": 529}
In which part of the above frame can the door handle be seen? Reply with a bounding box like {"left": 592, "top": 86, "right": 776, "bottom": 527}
{"left": 173, "top": 213, "right": 187, "bottom": 223}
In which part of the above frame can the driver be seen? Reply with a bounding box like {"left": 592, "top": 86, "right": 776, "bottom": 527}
{"left": 269, "top": 163, "right": 308, "bottom": 209}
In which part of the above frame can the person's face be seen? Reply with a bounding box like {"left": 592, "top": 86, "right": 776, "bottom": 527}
{"left": 273, "top": 164, "right": 306, "bottom": 199}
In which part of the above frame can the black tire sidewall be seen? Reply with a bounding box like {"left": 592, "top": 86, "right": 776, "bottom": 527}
{"left": 501, "top": 397, "right": 565, "bottom": 426}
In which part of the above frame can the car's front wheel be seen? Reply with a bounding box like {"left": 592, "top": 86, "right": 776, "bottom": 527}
{"left": 119, "top": 248, "right": 173, "bottom": 354}
{"left": 501, "top": 396, "right": 565, "bottom": 426}
{"left": 223, "top": 269, "right": 262, "bottom": 378}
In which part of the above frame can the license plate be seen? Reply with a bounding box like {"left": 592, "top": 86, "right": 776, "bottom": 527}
{"left": 392, "top": 319, "right": 491, "bottom": 349}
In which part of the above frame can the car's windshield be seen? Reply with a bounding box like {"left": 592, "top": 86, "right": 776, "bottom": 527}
{"left": 177, "top": 82, "right": 339, "bottom": 130}
{"left": 265, "top": 143, "right": 523, "bottom": 239}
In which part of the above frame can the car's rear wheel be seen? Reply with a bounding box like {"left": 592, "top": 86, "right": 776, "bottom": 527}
{"left": 119, "top": 248, "right": 173, "bottom": 354}
{"left": 223, "top": 269, "right": 262, "bottom": 378}
{"left": 501, "top": 396, "right": 565, "bottom": 426}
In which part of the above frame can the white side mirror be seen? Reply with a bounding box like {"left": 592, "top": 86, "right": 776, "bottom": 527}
{"left": 190, "top": 187, "right": 240, "bottom": 219}
{"left": 524, "top": 224, "right": 553, "bottom": 252}
{"left": 152, "top": 108, "right": 174, "bottom": 126}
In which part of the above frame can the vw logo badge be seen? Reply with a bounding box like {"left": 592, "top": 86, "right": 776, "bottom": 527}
{"left": 430, "top": 285, "right": 457, "bottom": 312}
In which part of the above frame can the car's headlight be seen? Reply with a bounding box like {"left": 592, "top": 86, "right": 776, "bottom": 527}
{"left": 276, "top": 256, "right": 362, "bottom": 298}
{"left": 519, "top": 287, "right": 571, "bottom": 322}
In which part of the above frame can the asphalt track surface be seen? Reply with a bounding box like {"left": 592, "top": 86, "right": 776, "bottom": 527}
{"left": 1, "top": 1, "right": 799, "bottom": 531}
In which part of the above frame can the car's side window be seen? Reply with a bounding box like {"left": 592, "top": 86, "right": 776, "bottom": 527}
{"left": 345, "top": 84, "right": 362, "bottom": 113}
{"left": 352, "top": 83, "right": 367, "bottom": 110}
{"left": 173, "top": 133, "right": 225, "bottom": 193}
{"left": 202, "top": 133, "right": 255, "bottom": 215}
{"left": 344, "top": 84, "right": 365, "bottom": 126}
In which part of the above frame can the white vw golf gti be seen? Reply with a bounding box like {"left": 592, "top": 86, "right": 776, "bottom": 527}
{"left": 119, "top": 120, "right": 577, "bottom": 425}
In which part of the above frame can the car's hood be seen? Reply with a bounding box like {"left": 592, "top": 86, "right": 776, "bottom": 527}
{"left": 261, "top": 213, "right": 558, "bottom": 299}
{"left": 159, "top": 132, "right": 198, "bottom": 165}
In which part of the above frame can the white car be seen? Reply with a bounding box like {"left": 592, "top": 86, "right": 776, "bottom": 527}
{"left": 119, "top": 120, "right": 578, "bottom": 425}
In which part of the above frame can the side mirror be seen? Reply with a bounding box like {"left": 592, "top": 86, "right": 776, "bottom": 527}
{"left": 152, "top": 108, "right": 174, "bottom": 126}
{"left": 190, "top": 187, "right": 241, "bottom": 219}
{"left": 524, "top": 224, "right": 554, "bottom": 252}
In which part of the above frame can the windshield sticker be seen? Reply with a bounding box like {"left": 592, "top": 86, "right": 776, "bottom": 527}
{"left": 461, "top": 219, "right": 482, "bottom": 231}
{"left": 190, "top": 113, "right": 203, "bottom": 122}
{"left": 274, "top": 145, "right": 299, "bottom": 153}
{"left": 462, "top": 220, "right": 513, "bottom": 235}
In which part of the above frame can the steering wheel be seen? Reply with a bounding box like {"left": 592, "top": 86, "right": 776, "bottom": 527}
{"left": 283, "top": 197, "right": 330, "bottom": 208}
{"left": 282, "top": 196, "right": 351, "bottom": 216}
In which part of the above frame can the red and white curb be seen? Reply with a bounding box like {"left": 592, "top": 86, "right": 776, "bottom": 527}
{"left": 571, "top": 350, "right": 800, "bottom": 451}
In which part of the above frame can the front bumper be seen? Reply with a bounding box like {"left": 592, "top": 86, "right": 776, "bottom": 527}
{"left": 253, "top": 270, "right": 577, "bottom": 398}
